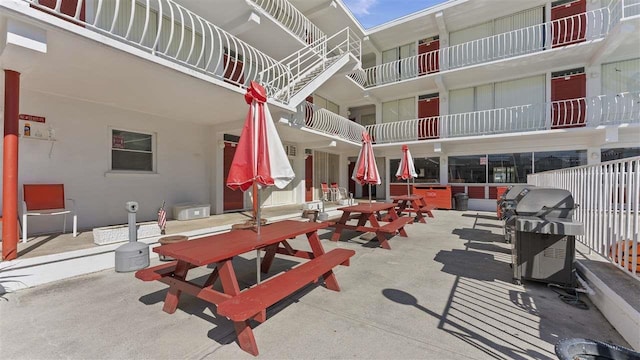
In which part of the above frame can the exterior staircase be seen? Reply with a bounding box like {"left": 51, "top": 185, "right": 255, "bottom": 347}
{"left": 261, "top": 27, "right": 362, "bottom": 107}
{"left": 275, "top": 55, "right": 343, "bottom": 102}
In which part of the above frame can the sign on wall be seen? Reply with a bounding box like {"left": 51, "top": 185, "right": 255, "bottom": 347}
{"left": 19, "top": 114, "right": 46, "bottom": 123}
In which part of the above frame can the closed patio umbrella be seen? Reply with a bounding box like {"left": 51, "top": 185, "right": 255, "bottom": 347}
{"left": 352, "top": 131, "right": 380, "bottom": 203}
{"left": 396, "top": 144, "right": 417, "bottom": 196}
{"left": 226, "top": 81, "right": 295, "bottom": 283}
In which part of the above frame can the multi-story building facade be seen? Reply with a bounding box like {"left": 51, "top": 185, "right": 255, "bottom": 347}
{"left": 1, "top": 0, "right": 638, "bottom": 238}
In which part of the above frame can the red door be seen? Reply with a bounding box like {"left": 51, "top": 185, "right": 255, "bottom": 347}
{"left": 551, "top": 72, "right": 586, "bottom": 128}
{"left": 552, "top": 0, "right": 586, "bottom": 47}
{"left": 305, "top": 155, "right": 313, "bottom": 202}
{"left": 418, "top": 95, "right": 440, "bottom": 139}
{"left": 223, "top": 142, "right": 244, "bottom": 211}
{"left": 418, "top": 40, "right": 439, "bottom": 75}
{"left": 34, "top": 0, "right": 86, "bottom": 24}
{"left": 223, "top": 53, "right": 245, "bottom": 85}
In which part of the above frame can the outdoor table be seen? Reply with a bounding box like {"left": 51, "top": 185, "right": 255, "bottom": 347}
{"left": 389, "top": 194, "right": 434, "bottom": 223}
{"left": 330, "top": 202, "right": 413, "bottom": 250}
{"left": 135, "top": 220, "right": 354, "bottom": 356}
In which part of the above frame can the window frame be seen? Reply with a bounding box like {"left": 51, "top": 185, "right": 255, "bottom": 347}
{"left": 108, "top": 127, "right": 157, "bottom": 174}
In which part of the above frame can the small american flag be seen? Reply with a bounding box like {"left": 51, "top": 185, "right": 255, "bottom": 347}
{"left": 157, "top": 201, "right": 167, "bottom": 234}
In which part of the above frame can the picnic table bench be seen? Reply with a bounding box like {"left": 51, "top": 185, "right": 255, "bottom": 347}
{"left": 330, "top": 202, "right": 413, "bottom": 249}
{"left": 135, "top": 220, "right": 355, "bottom": 356}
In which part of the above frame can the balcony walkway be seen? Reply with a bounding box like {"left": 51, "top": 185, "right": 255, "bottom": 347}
{"left": 2, "top": 209, "right": 632, "bottom": 359}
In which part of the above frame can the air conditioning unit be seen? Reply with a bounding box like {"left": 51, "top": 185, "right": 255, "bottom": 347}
{"left": 172, "top": 203, "right": 210, "bottom": 221}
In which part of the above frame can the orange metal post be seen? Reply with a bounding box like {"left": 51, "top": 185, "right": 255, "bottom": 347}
{"left": 2, "top": 70, "right": 20, "bottom": 260}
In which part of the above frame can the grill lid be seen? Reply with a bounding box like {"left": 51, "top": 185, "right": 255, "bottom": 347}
{"left": 515, "top": 188, "right": 576, "bottom": 218}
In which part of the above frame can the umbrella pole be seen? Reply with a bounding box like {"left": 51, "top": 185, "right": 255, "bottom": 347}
{"left": 407, "top": 179, "right": 412, "bottom": 217}
{"left": 256, "top": 185, "right": 262, "bottom": 284}
{"left": 368, "top": 184, "right": 372, "bottom": 205}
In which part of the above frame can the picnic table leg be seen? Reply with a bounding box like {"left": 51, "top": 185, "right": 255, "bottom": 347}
{"left": 307, "top": 231, "right": 341, "bottom": 292}
{"left": 203, "top": 266, "right": 220, "bottom": 287}
{"left": 412, "top": 200, "right": 427, "bottom": 223}
{"left": 217, "top": 259, "right": 260, "bottom": 356}
{"left": 389, "top": 210, "right": 410, "bottom": 237}
{"left": 162, "top": 260, "right": 190, "bottom": 314}
{"left": 375, "top": 232, "right": 391, "bottom": 250}
{"left": 260, "top": 244, "right": 279, "bottom": 274}
{"left": 331, "top": 212, "right": 351, "bottom": 242}
{"left": 368, "top": 214, "right": 392, "bottom": 250}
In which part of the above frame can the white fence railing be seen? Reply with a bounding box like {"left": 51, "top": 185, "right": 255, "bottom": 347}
{"left": 294, "top": 102, "right": 365, "bottom": 143}
{"left": 25, "top": 0, "right": 291, "bottom": 99}
{"left": 250, "top": 0, "right": 325, "bottom": 45}
{"left": 354, "top": 6, "right": 612, "bottom": 88}
{"left": 365, "top": 92, "right": 640, "bottom": 144}
{"left": 528, "top": 157, "right": 639, "bottom": 279}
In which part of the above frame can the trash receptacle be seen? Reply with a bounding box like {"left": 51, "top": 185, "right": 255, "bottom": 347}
{"left": 454, "top": 193, "right": 469, "bottom": 211}
{"left": 555, "top": 338, "right": 640, "bottom": 360}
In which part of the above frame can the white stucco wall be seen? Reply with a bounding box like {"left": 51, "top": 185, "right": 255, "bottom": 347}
{"left": 1, "top": 90, "right": 212, "bottom": 235}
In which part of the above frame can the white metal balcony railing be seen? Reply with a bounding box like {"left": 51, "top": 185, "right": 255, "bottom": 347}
{"left": 528, "top": 157, "right": 639, "bottom": 279}
{"left": 351, "top": 6, "right": 612, "bottom": 88}
{"left": 250, "top": 0, "right": 325, "bottom": 45}
{"left": 260, "top": 27, "right": 361, "bottom": 102}
{"left": 25, "top": 0, "right": 292, "bottom": 99}
{"left": 294, "top": 102, "right": 365, "bottom": 143}
{"left": 365, "top": 92, "right": 640, "bottom": 144}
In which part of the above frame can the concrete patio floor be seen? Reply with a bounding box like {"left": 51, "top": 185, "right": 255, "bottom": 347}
{"left": 0, "top": 210, "right": 630, "bottom": 359}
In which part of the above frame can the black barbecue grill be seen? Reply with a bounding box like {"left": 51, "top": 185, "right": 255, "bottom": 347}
{"left": 507, "top": 187, "right": 583, "bottom": 286}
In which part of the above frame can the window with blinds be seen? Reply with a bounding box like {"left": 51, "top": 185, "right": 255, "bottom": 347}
{"left": 382, "top": 97, "right": 416, "bottom": 123}
{"left": 314, "top": 95, "right": 340, "bottom": 114}
{"left": 602, "top": 58, "right": 640, "bottom": 95}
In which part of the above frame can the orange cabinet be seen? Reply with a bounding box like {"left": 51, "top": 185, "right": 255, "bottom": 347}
{"left": 414, "top": 185, "right": 452, "bottom": 210}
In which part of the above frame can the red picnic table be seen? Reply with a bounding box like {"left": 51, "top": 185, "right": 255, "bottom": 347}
{"left": 135, "top": 220, "right": 355, "bottom": 356}
{"left": 388, "top": 194, "right": 435, "bottom": 223}
{"left": 330, "top": 202, "right": 413, "bottom": 250}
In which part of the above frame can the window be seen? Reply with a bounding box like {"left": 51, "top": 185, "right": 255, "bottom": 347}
{"left": 533, "top": 150, "right": 586, "bottom": 173}
{"left": 382, "top": 97, "right": 415, "bottom": 123}
{"left": 446, "top": 151, "right": 586, "bottom": 183}
{"left": 111, "top": 129, "right": 155, "bottom": 172}
{"left": 314, "top": 95, "right": 340, "bottom": 114}
{"left": 601, "top": 147, "right": 640, "bottom": 162}
{"left": 391, "top": 157, "right": 440, "bottom": 183}
{"left": 602, "top": 58, "right": 640, "bottom": 95}
{"left": 488, "top": 153, "right": 532, "bottom": 183}
{"left": 448, "top": 155, "right": 487, "bottom": 183}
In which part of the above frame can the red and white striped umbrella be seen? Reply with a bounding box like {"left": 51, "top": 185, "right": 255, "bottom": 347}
{"left": 226, "top": 81, "right": 294, "bottom": 192}
{"left": 396, "top": 145, "right": 417, "bottom": 195}
{"left": 226, "top": 81, "right": 294, "bottom": 284}
{"left": 352, "top": 131, "right": 380, "bottom": 203}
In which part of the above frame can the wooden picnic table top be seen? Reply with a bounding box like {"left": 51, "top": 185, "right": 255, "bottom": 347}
{"left": 337, "top": 202, "right": 396, "bottom": 213}
{"left": 153, "top": 220, "right": 329, "bottom": 267}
